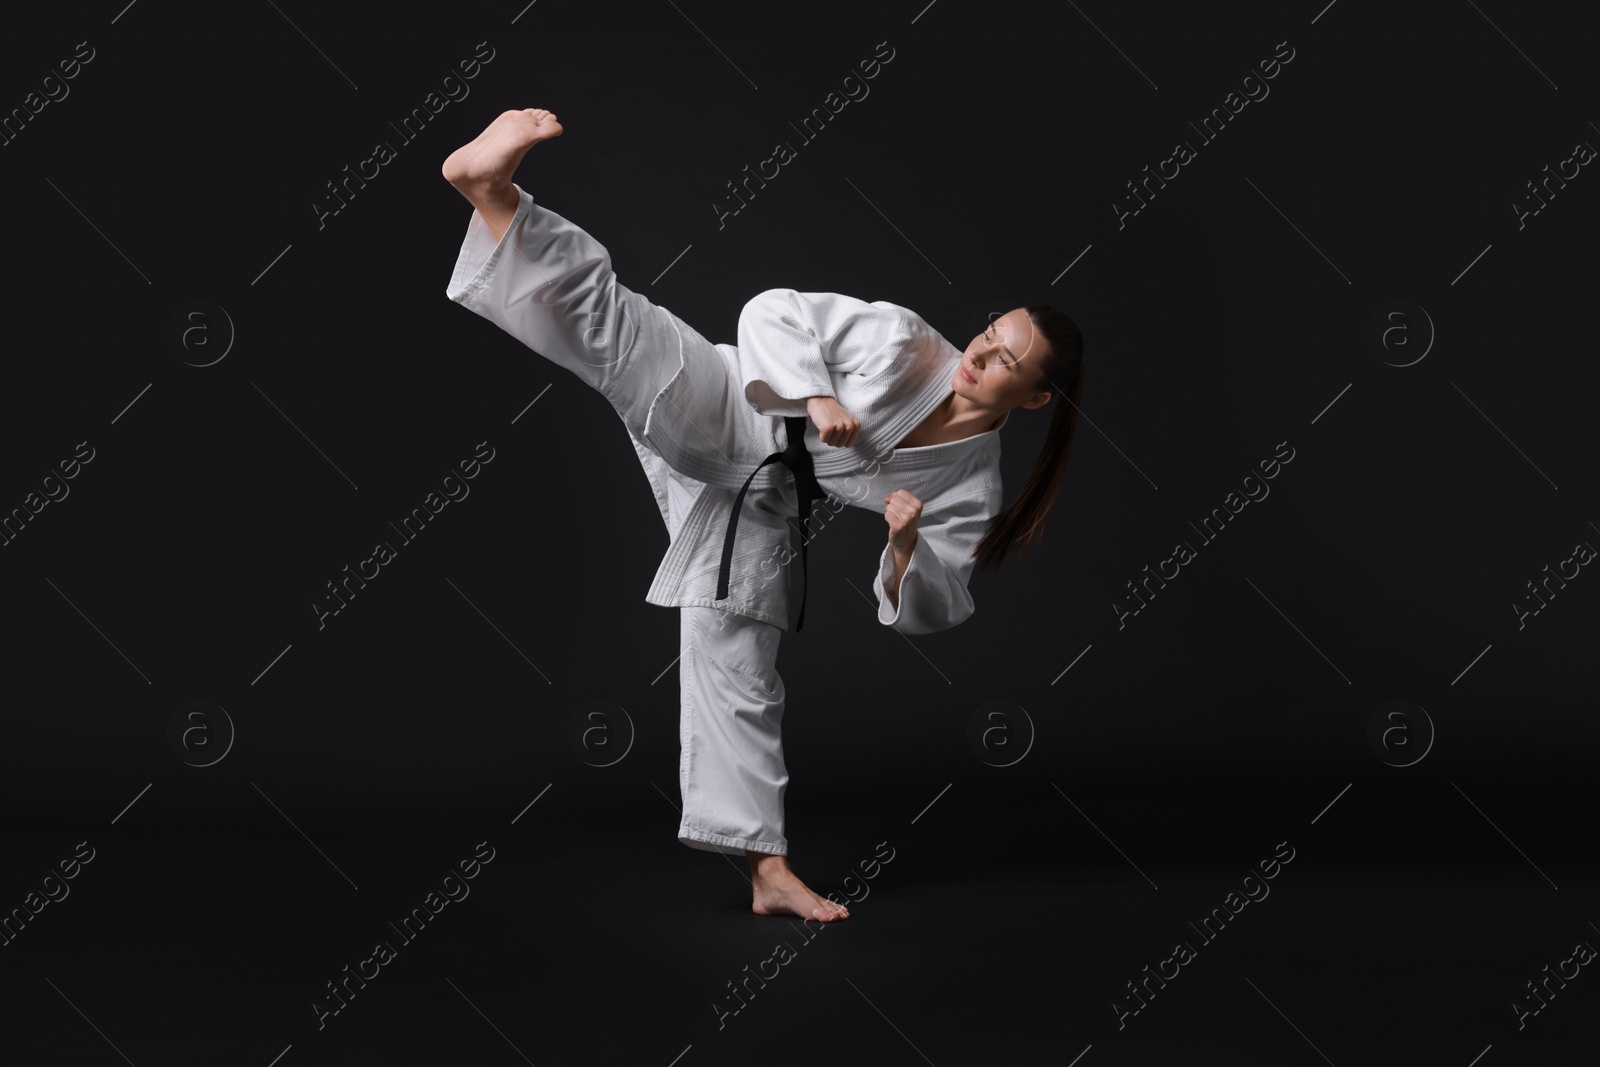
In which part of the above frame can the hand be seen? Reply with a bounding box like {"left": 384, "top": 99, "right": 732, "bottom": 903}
{"left": 883, "top": 489, "right": 922, "bottom": 553}
{"left": 805, "top": 395, "right": 861, "bottom": 447}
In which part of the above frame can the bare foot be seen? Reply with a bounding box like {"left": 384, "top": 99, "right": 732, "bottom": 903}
{"left": 748, "top": 853, "right": 850, "bottom": 922}
{"left": 441, "top": 108, "right": 563, "bottom": 233}
{"left": 442, "top": 107, "right": 563, "bottom": 189}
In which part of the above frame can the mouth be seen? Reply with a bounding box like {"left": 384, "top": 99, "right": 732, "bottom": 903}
{"left": 959, "top": 365, "right": 976, "bottom": 383}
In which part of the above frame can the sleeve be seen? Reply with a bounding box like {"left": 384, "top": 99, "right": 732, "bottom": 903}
{"left": 735, "top": 288, "right": 907, "bottom": 417}
{"left": 873, "top": 486, "right": 999, "bottom": 635}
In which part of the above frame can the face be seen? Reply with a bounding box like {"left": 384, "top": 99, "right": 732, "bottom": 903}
{"left": 953, "top": 309, "right": 1054, "bottom": 412}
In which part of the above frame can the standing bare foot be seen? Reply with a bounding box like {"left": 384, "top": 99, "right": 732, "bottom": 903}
{"left": 441, "top": 108, "right": 564, "bottom": 235}
{"left": 748, "top": 853, "right": 850, "bottom": 922}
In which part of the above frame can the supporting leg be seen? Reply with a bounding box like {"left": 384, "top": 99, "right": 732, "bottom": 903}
{"left": 676, "top": 602, "right": 788, "bottom": 856}
{"left": 747, "top": 853, "right": 850, "bottom": 922}
{"left": 674, "top": 596, "right": 849, "bottom": 922}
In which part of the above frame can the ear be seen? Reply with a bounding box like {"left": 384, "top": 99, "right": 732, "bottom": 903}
{"left": 1023, "top": 388, "right": 1052, "bottom": 411}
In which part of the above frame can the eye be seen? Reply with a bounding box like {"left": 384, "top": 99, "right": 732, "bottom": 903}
{"left": 991, "top": 335, "right": 1010, "bottom": 363}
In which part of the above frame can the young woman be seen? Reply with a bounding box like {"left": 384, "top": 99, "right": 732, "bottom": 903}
{"left": 442, "top": 109, "right": 1085, "bottom": 923}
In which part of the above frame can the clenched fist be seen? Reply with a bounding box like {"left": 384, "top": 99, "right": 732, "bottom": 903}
{"left": 804, "top": 395, "right": 861, "bottom": 447}
{"left": 883, "top": 489, "right": 923, "bottom": 553}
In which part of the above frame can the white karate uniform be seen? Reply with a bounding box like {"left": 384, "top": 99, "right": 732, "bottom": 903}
{"left": 445, "top": 183, "right": 1008, "bottom": 854}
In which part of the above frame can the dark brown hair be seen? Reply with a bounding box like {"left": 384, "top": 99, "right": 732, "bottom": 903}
{"left": 970, "top": 305, "right": 1085, "bottom": 572}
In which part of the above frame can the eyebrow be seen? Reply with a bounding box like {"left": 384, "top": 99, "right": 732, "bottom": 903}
{"left": 988, "top": 322, "right": 1019, "bottom": 364}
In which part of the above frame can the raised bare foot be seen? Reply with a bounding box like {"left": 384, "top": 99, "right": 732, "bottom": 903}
{"left": 441, "top": 107, "right": 563, "bottom": 191}
{"left": 748, "top": 853, "right": 850, "bottom": 922}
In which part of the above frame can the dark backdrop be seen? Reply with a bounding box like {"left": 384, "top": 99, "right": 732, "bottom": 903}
{"left": 2, "top": 1, "right": 1596, "bottom": 1064}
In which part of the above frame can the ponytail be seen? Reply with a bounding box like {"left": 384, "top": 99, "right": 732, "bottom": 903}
{"left": 970, "top": 306, "right": 1085, "bottom": 572}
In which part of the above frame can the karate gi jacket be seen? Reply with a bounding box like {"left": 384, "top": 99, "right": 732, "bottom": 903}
{"left": 444, "top": 189, "right": 1005, "bottom": 635}
{"left": 638, "top": 287, "right": 1010, "bottom": 636}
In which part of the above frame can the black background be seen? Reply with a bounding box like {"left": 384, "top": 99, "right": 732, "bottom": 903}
{"left": 2, "top": 0, "right": 1596, "bottom": 1064}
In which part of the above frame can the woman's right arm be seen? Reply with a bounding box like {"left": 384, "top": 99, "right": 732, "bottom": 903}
{"left": 804, "top": 395, "right": 861, "bottom": 448}
{"left": 736, "top": 288, "right": 905, "bottom": 419}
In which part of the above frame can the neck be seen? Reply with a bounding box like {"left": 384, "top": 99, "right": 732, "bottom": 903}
{"left": 938, "top": 390, "right": 1001, "bottom": 434}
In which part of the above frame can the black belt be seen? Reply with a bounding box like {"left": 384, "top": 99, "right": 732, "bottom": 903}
{"left": 716, "top": 416, "right": 823, "bottom": 631}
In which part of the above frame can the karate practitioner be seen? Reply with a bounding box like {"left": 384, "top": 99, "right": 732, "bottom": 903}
{"left": 442, "top": 109, "right": 1086, "bottom": 922}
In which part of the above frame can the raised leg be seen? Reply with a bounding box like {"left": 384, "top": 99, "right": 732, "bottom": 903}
{"left": 442, "top": 108, "right": 689, "bottom": 439}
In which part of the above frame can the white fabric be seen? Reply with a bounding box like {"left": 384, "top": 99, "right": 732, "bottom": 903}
{"left": 669, "top": 464, "right": 789, "bottom": 854}
{"left": 676, "top": 600, "right": 789, "bottom": 854}
{"left": 444, "top": 183, "right": 1008, "bottom": 635}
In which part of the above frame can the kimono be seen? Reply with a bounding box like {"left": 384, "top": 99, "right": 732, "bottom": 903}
{"left": 444, "top": 183, "right": 1007, "bottom": 636}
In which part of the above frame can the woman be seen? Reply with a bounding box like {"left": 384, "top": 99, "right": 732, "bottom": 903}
{"left": 442, "top": 109, "right": 1085, "bottom": 923}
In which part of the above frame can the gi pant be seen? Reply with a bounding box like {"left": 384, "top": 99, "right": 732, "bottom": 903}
{"left": 448, "top": 185, "right": 791, "bottom": 856}
{"left": 669, "top": 472, "right": 790, "bottom": 856}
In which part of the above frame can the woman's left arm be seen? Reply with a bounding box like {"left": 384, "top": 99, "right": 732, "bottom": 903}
{"left": 873, "top": 485, "right": 998, "bottom": 635}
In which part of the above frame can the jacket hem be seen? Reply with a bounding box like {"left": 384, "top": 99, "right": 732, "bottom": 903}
{"left": 648, "top": 593, "right": 789, "bottom": 632}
